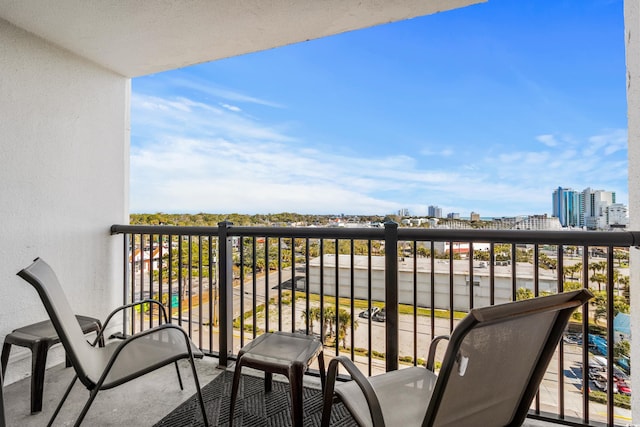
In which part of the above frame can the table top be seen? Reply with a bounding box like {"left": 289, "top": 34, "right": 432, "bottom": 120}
{"left": 238, "top": 331, "right": 323, "bottom": 366}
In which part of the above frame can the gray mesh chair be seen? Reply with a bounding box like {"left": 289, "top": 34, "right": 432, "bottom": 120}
{"left": 321, "top": 289, "right": 593, "bottom": 427}
{"left": 17, "top": 258, "right": 209, "bottom": 427}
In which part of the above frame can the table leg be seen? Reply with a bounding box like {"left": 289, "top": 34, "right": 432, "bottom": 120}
{"left": 265, "top": 372, "right": 273, "bottom": 392}
{"left": 289, "top": 364, "right": 304, "bottom": 427}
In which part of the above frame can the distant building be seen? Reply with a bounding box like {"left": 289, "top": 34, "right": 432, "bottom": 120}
{"left": 398, "top": 208, "right": 410, "bottom": 217}
{"left": 553, "top": 186, "right": 626, "bottom": 230}
{"left": 470, "top": 212, "right": 480, "bottom": 221}
{"left": 552, "top": 187, "right": 581, "bottom": 227}
{"left": 428, "top": 205, "right": 442, "bottom": 218}
{"left": 447, "top": 212, "right": 460, "bottom": 219}
{"left": 608, "top": 203, "right": 628, "bottom": 228}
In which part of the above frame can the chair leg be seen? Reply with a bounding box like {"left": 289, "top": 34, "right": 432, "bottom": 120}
{"left": 186, "top": 354, "right": 209, "bottom": 427}
{"left": 229, "top": 358, "right": 244, "bottom": 427}
{"left": 73, "top": 387, "right": 100, "bottom": 427}
{"left": 0, "top": 343, "right": 10, "bottom": 381}
{"left": 321, "top": 359, "right": 340, "bottom": 427}
{"left": 31, "top": 342, "right": 50, "bottom": 413}
{"left": 47, "top": 375, "right": 78, "bottom": 427}
{"left": 174, "top": 361, "right": 184, "bottom": 390}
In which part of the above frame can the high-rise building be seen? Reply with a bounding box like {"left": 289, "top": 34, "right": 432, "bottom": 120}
{"left": 554, "top": 187, "right": 624, "bottom": 230}
{"left": 469, "top": 212, "right": 481, "bottom": 221}
{"left": 552, "top": 187, "right": 582, "bottom": 227}
{"left": 582, "top": 188, "right": 617, "bottom": 230}
{"left": 447, "top": 212, "right": 460, "bottom": 219}
{"left": 428, "top": 205, "right": 442, "bottom": 218}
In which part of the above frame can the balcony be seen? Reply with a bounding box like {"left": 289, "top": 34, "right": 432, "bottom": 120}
{"left": 2, "top": 2, "right": 640, "bottom": 426}
{"left": 19, "top": 222, "right": 615, "bottom": 427}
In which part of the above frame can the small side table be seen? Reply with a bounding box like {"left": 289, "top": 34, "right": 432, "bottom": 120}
{"left": 230, "top": 331, "right": 325, "bottom": 427}
{"left": 1, "top": 315, "right": 104, "bottom": 414}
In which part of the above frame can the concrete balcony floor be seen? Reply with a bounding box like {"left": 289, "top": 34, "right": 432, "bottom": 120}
{"left": 2, "top": 356, "right": 553, "bottom": 426}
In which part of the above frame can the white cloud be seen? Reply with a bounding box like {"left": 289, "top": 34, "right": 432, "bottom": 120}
{"left": 130, "top": 88, "right": 629, "bottom": 216}
{"left": 221, "top": 103, "right": 242, "bottom": 112}
{"left": 536, "top": 134, "right": 558, "bottom": 147}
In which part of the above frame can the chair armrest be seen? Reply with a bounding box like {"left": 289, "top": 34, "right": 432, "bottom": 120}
{"left": 426, "top": 335, "right": 450, "bottom": 371}
{"left": 97, "top": 323, "right": 197, "bottom": 385}
{"left": 321, "top": 355, "right": 386, "bottom": 427}
{"left": 92, "top": 299, "right": 169, "bottom": 346}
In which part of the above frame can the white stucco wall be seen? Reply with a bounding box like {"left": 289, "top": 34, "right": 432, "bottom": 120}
{"left": 0, "top": 19, "right": 128, "bottom": 383}
{"left": 625, "top": 0, "right": 640, "bottom": 422}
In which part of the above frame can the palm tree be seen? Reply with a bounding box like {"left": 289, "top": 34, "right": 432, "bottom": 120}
{"left": 336, "top": 308, "right": 358, "bottom": 349}
{"left": 301, "top": 306, "right": 322, "bottom": 334}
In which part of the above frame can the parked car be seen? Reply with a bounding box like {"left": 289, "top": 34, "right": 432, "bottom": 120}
{"left": 358, "top": 307, "right": 380, "bottom": 319}
{"left": 372, "top": 307, "right": 386, "bottom": 322}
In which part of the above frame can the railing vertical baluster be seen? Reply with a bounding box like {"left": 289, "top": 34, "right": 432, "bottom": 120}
{"left": 264, "top": 237, "right": 269, "bottom": 335}
{"left": 413, "top": 240, "right": 418, "bottom": 365}
{"left": 383, "top": 221, "right": 398, "bottom": 372}
{"left": 278, "top": 238, "right": 282, "bottom": 332}
{"left": 367, "top": 240, "right": 373, "bottom": 376}
{"left": 177, "top": 236, "right": 183, "bottom": 327}
{"left": 606, "top": 247, "right": 615, "bottom": 427}
{"left": 239, "top": 236, "right": 245, "bottom": 346}
{"left": 581, "top": 245, "right": 590, "bottom": 424}
{"left": 305, "top": 238, "right": 310, "bottom": 336}
{"left": 511, "top": 244, "right": 517, "bottom": 301}
{"left": 468, "top": 242, "right": 474, "bottom": 311}
{"left": 188, "top": 235, "right": 193, "bottom": 338}
{"left": 557, "top": 244, "right": 565, "bottom": 419}
{"left": 138, "top": 233, "right": 145, "bottom": 331}
{"left": 291, "top": 238, "right": 296, "bottom": 334}
{"left": 198, "top": 236, "right": 203, "bottom": 349}
{"left": 334, "top": 238, "right": 339, "bottom": 356}
{"left": 168, "top": 235, "right": 174, "bottom": 325}
{"left": 217, "top": 221, "right": 234, "bottom": 367}
{"left": 148, "top": 234, "right": 154, "bottom": 329}
{"left": 489, "top": 242, "right": 495, "bottom": 306}
{"left": 123, "top": 233, "right": 130, "bottom": 337}
{"left": 350, "top": 239, "right": 355, "bottom": 361}
{"left": 448, "top": 240, "right": 454, "bottom": 332}
{"left": 208, "top": 236, "right": 214, "bottom": 353}
{"left": 252, "top": 237, "right": 257, "bottom": 339}
{"left": 430, "top": 241, "right": 435, "bottom": 339}
{"left": 320, "top": 239, "right": 325, "bottom": 345}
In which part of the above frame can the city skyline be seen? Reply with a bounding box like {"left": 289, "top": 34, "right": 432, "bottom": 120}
{"left": 130, "top": 0, "right": 628, "bottom": 217}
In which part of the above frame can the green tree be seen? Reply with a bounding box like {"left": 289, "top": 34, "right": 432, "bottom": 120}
{"left": 337, "top": 308, "right": 358, "bottom": 349}
{"left": 516, "top": 287, "right": 534, "bottom": 301}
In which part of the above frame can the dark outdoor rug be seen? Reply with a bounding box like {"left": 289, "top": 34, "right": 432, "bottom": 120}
{"left": 154, "top": 370, "right": 359, "bottom": 426}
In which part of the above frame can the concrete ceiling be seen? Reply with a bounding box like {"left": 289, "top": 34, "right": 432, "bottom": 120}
{"left": 0, "top": 0, "right": 485, "bottom": 77}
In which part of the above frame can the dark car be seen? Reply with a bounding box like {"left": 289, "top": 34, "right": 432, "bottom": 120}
{"left": 358, "top": 307, "right": 380, "bottom": 319}
{"left": 372, "top": 307, "right": 386, "bottom": 322}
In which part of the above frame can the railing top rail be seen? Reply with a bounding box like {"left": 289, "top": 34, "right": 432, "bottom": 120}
{"left": 111, "top": 224, "right": 640, "bottom": 246}
{"left": 397, "top": 228, "right": 640, "bottom": 246}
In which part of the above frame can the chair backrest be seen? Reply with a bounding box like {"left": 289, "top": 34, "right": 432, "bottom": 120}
{"left": 17, "top": 258, "right": 98, "bottom": 388}
{"left": 424, "top": 289, "right": 592, "bottom": 427}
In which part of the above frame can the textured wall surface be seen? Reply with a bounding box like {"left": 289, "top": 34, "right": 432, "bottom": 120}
{"left": 0, "top": 18, "right": 128, "bottom": 382}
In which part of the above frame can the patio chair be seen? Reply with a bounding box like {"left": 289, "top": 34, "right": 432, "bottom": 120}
{"left": 321, "top": 289, "right": 593, "bottom": 427}
{"left": 17, "top": 258, "right": 209, "bottom": 427}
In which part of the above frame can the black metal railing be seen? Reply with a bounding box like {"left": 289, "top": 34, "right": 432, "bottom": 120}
{"left": 111, "top": 222, "right": 640, "bottom": 427}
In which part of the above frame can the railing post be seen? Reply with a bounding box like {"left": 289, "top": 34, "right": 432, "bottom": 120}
{"left": 384, "top": 220, "right": 399, "bottom": 371}
{"left": 218, "top": 221, "right": 234, "bottom": 366}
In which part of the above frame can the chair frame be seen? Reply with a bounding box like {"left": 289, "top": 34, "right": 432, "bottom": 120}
{"left": 0, "top": 363, "right": 5, "bottom": 427}
{"left": 321, "top": 289, "right": 593, "bottom": 427}
{"left": 17, "top": 258, "right": 210, "bottom": 427}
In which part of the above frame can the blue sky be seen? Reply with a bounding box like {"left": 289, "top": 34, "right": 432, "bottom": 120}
{"left": 131, "top": 0, "right": 627, "bottom": 218}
